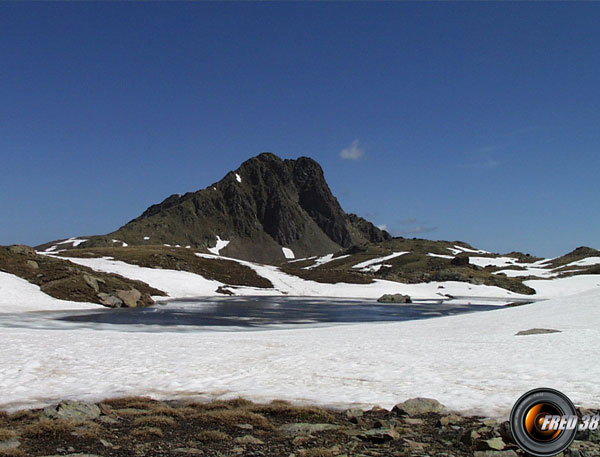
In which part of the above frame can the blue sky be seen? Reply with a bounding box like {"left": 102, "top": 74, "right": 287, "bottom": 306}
{"left": 1, "top": 2, "right": 598, "bottom": 257}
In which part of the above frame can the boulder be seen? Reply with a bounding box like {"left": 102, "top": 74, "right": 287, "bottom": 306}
{"left": 451, "top": 256, "right": 470, "bottom": 266}
{"left": 377, "top": 294, "right": 412, "bottom": 303}
{"left": 42, "top": 400, "right": 101, "bottom": 421}
{"left": 26, "top": 260, "right": 39, "bottom": 269}
{"left": 392, "top": 397, "right": 444, "bottom": 416}
{"left": 116, "top": 288, "right": 142, "bottom": 307}
{"left": 476, "top": 437, "right": 506, "bottom": 451}
{"left": 515, "top": 328, "right": 561, "bottom": 336}
{"left": 83, "top": 274, "right": 103, "bottom": 293}
{"left": 97, "top": 293, "right": 123, "bottom": 308}
{"left": 358, "top": 426, "right": 399, "bottom": 443}
{"left": 8, "top": 245, "right": 34, "bottom": 254}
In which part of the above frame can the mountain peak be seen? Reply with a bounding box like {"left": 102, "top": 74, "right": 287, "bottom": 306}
{"left": 71, "top": 154, "right": 390, "bottom": 263}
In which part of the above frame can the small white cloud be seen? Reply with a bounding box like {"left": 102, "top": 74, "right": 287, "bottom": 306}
{"left": 377, "top": 224, "right": 388, "bottom": 231}
{"left": 339, "top": 139, "right": 364, "bottom": 160}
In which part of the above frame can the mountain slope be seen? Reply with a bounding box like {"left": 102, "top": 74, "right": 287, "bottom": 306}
{"left": 41, "top": 153, "right": 389, "bottom": 263}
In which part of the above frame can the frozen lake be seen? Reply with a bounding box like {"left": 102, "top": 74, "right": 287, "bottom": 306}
{"left": 0, "top": 296, "right": 514, "bottom": 332}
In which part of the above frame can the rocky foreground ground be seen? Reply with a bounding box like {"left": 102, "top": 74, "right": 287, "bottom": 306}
{"left": 0, "top": 397, "right": 598, "bottom": 457}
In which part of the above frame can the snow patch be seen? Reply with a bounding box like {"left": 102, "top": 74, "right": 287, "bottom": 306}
{"left": 0, "top": 271, "right": 98, "bottom": 313}
{"left": 44, "top": 237, "right": 87, "bottom": 252}
{"left": 235, "top": 173, "right": 242, "bottom": 183}
{"left": 304, "top": 254, "right": 350, "bottom": 270}
{"left": 427, "top": 253, "right": 454, "bottom": 259}
{"left": 352, "top": 252, "right": 408, "bottom": 271}
{"left": 281, "top": 247, "right": 295, "bottom": 259}
{"left": 208, "top": 236, "right": 230, "bottom": 255}
{"left": 143, "top": 236, "right": 150, "bottom": 240}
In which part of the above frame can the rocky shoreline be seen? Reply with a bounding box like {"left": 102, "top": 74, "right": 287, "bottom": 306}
{"left": 0, "top": 397, "right": 598, "bottom": 457}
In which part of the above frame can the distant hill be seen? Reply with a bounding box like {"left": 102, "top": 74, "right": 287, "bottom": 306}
{"left": 38, "top": 153, "right": 390, "bottom": 263}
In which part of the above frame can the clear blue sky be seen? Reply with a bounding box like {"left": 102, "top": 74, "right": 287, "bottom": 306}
{"left": 1, "top": 2, "right": 598, "bottom": 257}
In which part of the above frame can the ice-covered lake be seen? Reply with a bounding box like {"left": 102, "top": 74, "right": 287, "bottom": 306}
{"left": 0, "top": 296, "right": 514, "bottom": 332}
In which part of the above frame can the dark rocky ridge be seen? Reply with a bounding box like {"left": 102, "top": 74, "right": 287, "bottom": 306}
{"left": 50, "top": 153, "right": 390, "bottom": 263}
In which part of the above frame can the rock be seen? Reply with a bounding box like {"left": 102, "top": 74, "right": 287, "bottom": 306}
{"left": 451, "top": 256, "right": 470, "bottom": 266}
{"left": 8, "top": 245, "right": 34, "bottom": 254}
{"left": 216, "top": 286, "right": 235, "bottom": 295}
{"left": 97, "top": 293, "right": 123, "bottom": 308}
{"left": 345, "top": 408, "right": 364, "bottom": 423}
{"left": 234, "top": 435, "right": 264, "bottom": 445}
{"left": 460, "top": 429, "right": 481, "bottom": 445}
{"left": 404, "top": 417, "right": 425, "bottom": 425}
{"left": 98, "top": 415, "right": 118, "bottom": 424}
{"left": 392, "top": 397, "right": 444, "bottom": 415}
{"left": 83, "top": 274, "right": 104, "bottom": 293}
{"left": 439, "top": 414, "right": 463, "bottom": 426}
{"left": 27, "top": 260, "right": 39, "bottom": 269}
{"left": 403, "top": 439, "right": 426, "bottom": 450}
{"left": 0, "top": 438, "right": 20, "bottom": 450}
{"left": 477, "top": 437, "right": 505, "bottom": 451}
{"left": 42, "top": 400, "right": 101, "bottom": 421}
{"left": 516, "top": 328, "right": 562, "bottom": 336}
{"left": 236, "top": 423, "right": 254, "bottom": 430}
{"left": 474, "top": 451, "right": 518, "bottom": 457}
{"left": 172, "top": 449, "right": 204, "bottom": 455}
{"left": 278, "top": 423, "right": 339, "bottom": 435}
{"left": 377, "top": 294, "right": 412, "bottom": 303}
{"left": 116, "top": 288, "right": 142, "bottom": 307}
{"left": 359, "top": 426, "right": 400, "bottom": 443}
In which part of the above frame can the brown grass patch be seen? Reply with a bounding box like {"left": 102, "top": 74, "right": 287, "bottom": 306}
{"left": 72, "top": 422, "right": 102, "bottom": 439}
{"left": 189, "top": 409, "right": 272, "bottom": 430}
{"left": 250, "top": 401, "right": 336, "bottom": 422}
{"left": 129, "top": 426, "right": 164, "bottom": 439}
{"left": 102, "top": 396, "right": 159, "bottom": 410}
{"left": 113, "top": 408, "right": 152, "bottom": 418}
{"left": 0, "top": 428, "right": 17, "bottom": 441}
{"left": 0, "top": 449, "right": 25, "bottom": 457}
{"left": 196, "top": 430, "right": 230, "bottom": 442}
{"left": 6, "top": 410, "right": 37, "bottom": 422}
{"left": 22, "top": 419, "right": 82, "bottom": 438}
{"left": 133, "top": 415, "right": 176, "bottom": 427}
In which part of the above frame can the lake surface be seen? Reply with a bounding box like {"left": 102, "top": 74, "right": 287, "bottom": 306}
{"left": 0, "top": 296, "right": 511, "bottom": 332}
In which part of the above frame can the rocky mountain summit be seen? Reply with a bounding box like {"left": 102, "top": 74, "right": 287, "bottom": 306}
{"left": 41, "top": 153, "right": 389, "bottom": 263}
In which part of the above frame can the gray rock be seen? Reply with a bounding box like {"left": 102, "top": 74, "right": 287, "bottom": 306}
{"left": 474, "top": 451, "right": 518, "bottom": 457}
{"left": 42, "top": 400, "right": 101, "bottom": 421}
{"left": 116, "top": 288, "right": 142, "bottom": 307}
{"left": 27, "top": 260, "right": 39, "bottom": 269}
{"left": 83, "top": 274, "right": 103, "bottom": 292}
{"left": 278, "top": 423, "right": 339, "bottom": 435}
{"left": 477, "top": 437, "right": 505, "bottom": 451}
{"left": 359, "top": 426, "right": 400, "bottom": 443}
{"left": 172, "top": 449, "right": 204, "bottom": 455}
{"left": 234, "top": 435, "right": 264, "bottom": 445}
{"left": 516, "top": 328, "right": 561, "bottom": 336}
{"left": 377, "top": 294, "right": 412, "bottom": 303}
{"left": 97, "top": 293, "right": 123, "bottom": 308}
{"left": 392, "top": 397, "right": 444, "bottom": 415}
{"left": 0, "top": 438, "right": 20, "bottom": 450}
